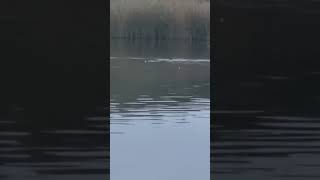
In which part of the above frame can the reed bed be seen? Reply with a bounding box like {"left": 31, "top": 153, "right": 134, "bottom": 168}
{"left": 110, "top": 0, "right": 210, "bottom": 42}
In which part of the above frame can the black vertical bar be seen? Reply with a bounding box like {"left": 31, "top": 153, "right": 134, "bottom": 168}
{"left": 212, "top": 1, "right": 320, "bottom": 180}
{"left": 211, "top": 0, "right": 216, "bottom": 178}
{"left": 0, "top": 0, "right": 109, "bottom": 179}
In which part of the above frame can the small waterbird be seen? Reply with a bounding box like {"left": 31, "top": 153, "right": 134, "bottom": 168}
{"left": 144, "top": 57, "right": 151, "bottom": 63}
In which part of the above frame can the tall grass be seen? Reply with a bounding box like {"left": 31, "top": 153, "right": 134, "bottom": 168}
{"left": 110, "top": 0, "right": 210, "bottom": 42}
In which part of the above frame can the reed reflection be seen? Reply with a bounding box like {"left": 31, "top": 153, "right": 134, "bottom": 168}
{"left": 111, "top": 40, "right": 210, "bottom": 180}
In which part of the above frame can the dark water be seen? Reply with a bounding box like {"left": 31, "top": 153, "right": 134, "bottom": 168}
{"left": 0, "top": 16, "right": 108, "bottom": 180}
{"left": 212, "top": 73, "right": 320, "bottom": 179}
{"left": 0, "top": 1, "right": 108, "bottom": 179}
{"left": 110, "top": 40, "right": 210, "bottom": 180}
{"left": 213, "top": 2, "right": 320, "bottom": 179}
{"left": 0, "top": 109, "right": 108, "bottom": 180}
{"left": 0, "top": 38, "right": 108, "bottom": 179}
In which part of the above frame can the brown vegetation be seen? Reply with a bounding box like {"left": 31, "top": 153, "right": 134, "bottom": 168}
{"left": 110, "top": 0, "right": 210, "bottom": 41}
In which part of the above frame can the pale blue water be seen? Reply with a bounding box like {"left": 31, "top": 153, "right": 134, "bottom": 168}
{"left": 110, "top": 41, "right": 210, "bottom": 180}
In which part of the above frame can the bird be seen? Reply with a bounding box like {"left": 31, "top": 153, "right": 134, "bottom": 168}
{"left": 144, "top": 57, "right": 152, "bottom": 63}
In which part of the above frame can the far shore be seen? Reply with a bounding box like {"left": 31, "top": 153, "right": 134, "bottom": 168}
{"left": 111, "top": 0, "right": 210, "bottom": 42}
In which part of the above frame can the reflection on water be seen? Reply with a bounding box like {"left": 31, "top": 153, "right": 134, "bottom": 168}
{"left": 213, "top": 72, "right": 320, "bottom": 179}
{"left": 213, "top": 1, "right": 320, "bottom": 179}
{"left": 110, "top": 40, "right": 210, "bottom": 180}
{"left": 0, "top": 2, "right": 108, "bottom": 179}
{"left": 111, "top": 39, "right": 209, "bottom": 59}
{"left": 213, "top": 83, "right": 320, "bottom": 179}
{"left": 0, "top": 111, "right": 108, "bottom": 180}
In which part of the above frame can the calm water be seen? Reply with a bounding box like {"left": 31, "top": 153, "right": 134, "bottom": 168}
{"left": 213, "top": 72, "right": 320, "bottom": 180}
{"left": 110, "top": 40, "right": 210, "bottom": 180}
{"left": 0, "top": 109, "right": 108, "bottom": 180}
{"left": 214, "top": 2, "right": 320, "bottom": 179}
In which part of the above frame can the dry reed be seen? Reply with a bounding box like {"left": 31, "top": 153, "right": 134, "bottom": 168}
{"left": 110, "top": 0, "right": 210, "bottom": 41}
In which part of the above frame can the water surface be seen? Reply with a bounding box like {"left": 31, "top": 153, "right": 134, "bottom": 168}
{"left": 213, "top": 2, "right": 320, "bottom": 178}
{"left": 110, "top": 40, "right": 210, "bottom": 180}
{"left": 0, "top": 109, "right": 108, "bottom": 180}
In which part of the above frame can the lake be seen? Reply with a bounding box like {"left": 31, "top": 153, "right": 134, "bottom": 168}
{"left": 213, "top": 69, "right": 320, "bottom": 180}
{"left": 0, "top": 109, "right": 108, "bottom": 180}
{"left": 213, "top": 2, "right": 320, "bottom": 179}
{"left": 110, "top": 40, "right": 210, "bottom": 180}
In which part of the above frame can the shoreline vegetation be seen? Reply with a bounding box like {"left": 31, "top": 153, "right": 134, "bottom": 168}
{"left": 111, "top": 0, "right": 210, "bottom": 42}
